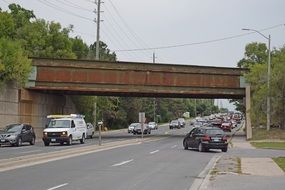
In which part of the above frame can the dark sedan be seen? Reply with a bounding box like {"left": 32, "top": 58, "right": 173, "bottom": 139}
{"left": 133, "top": 124, "right": 151, "bottom": 135}
{"left": 169, "top": 120, "right": 181, "bottom": 129}
{"left": 183, "top": 126, "right": 228, "bottom": 152}
{"left": 0, "top": 124, "right": 36, "bottom": 147}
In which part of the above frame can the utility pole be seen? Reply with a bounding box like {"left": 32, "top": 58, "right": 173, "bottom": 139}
{"left": 95, "top": 0, "right": 102, "bottom": 60}
{"left": 153, "top": 52, "right": 157, "bottom": 122}
{"left": 94, "top": 0, "right": 103, "bottom": 145}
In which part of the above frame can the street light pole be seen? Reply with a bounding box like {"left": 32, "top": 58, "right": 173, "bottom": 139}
{"left": 242, "top": 28, "right": 271, "bottom": 131}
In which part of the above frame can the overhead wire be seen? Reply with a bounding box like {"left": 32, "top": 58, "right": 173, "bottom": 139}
{"left": 102, "top": 3, "right": 150, "bottom": 61}
{"left": 114, "top": 24, "right": 285, "bottom": 52}
{"left": 38, "top": 0, "right": 94, "bottom": 22}
{"left": 56, "top": 0, "right": 93, "bottom": 12}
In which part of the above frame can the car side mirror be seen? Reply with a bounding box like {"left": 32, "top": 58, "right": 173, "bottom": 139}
{"left": 71, "top": 123, "right": 76, "bottom": 128}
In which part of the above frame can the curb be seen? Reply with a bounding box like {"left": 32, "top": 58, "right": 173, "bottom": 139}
{"left": 189, "top": 154, "right": 222, "bottom": 190}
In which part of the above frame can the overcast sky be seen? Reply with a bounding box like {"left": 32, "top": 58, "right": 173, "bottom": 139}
{"left": 1, "top": 0, "right": 284, "bottom": 110}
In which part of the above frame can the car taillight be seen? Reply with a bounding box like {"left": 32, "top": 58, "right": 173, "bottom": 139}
{"left": 202, "top": 135, "right": 211, "bottom": 141}
{"left": 222, "top": 136, "right": 227, "bottom": 141}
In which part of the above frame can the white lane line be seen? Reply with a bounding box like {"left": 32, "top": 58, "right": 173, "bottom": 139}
{"left": 47, "top": 183, "right": 68, "bottom": 190}
{"left": 171, "top": 145, "right": 177, "bottom": 149}
{"left": 112, "top": 159, "right": 134, "bottom": 167}
{"left": 17, "top": 150, "right": 42, "bottom": 154}
{"left": 150, "top": 150, "right": 159, "bottom": 154}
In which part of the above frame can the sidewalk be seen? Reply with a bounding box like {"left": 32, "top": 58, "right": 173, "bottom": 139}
{"left": 204, "top": 128, "right": 285, "bottom": 190}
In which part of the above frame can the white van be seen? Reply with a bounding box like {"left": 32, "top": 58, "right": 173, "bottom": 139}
{"left": 42, "top": 114, "right": 87, "bottom": 146}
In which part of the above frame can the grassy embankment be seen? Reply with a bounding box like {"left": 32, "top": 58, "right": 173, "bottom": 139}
{"left": 250, "top": 127, "right": 285, "bottom": 150}
{"left": 250, "top": 128, "right": 285, "bottom": 172}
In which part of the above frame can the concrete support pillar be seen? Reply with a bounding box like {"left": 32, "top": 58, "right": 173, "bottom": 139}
{"left": 246, "top": 86, "right": 252, "bottom": 140}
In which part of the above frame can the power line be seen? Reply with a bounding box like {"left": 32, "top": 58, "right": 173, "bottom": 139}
{"left": 103, "top": 3, "right": 151, "bottom": 60}
{"left": 38, "top": 0, "right": 94, "bottom": 22}
{"left": 113, "top": 24, "right": 285, "bottom": 52}
{"left": 56, "top": 0, "right": 93, "bottom": 12}
{"left": 106, "top": 0, "right": 153, "bottom": 55}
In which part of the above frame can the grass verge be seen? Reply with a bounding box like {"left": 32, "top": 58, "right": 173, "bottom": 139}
{"left": 252, "top": 128, "right": 285, "bottom": 140}
{"left": 250, "top": 142, "right": 285, "bottom": 150}
{"left": 273, "top": 157, "right": 285, "bottom": 172}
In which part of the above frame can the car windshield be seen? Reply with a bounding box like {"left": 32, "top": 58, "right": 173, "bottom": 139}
{"left": 4, "top": 124, "right": 22, "bottom": 133}
{"left": 171, "top": 120, "right": 178, "bottom": 124}
{"left": 130, "top": 123, "right": 139, "bottom": 127}
{"left": 149, "top": 122, "right": 155, "bottom": 125}
{"left": 205, "top": 129, "right": 224, "bottom": 135}
{"left": 48, "top": 120, "right": 71, "bottom": 128}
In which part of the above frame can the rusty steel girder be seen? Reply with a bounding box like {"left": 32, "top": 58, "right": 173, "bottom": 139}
{"left": 27, "top": 58, "right": 247, "bottom": 99}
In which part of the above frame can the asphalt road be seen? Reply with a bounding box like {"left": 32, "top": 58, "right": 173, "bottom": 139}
{"left": 0, "top": 122, "right": 192, "bottom": 160}
{"left": 0, "top": 121, "right": 236, "bottom": 190}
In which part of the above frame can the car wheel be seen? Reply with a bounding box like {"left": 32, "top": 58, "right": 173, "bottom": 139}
{"left": 44, "top": 141, "right": 50, "bottom": 146}
{"left": 30, "top": 137, "right": 35, "bottom": 145}
{"left": 183, "top": 140, "right": 188, "bottom": 150}
{"left": 222, "top": 148, "right": 228, "bottom": 152}
{"left": 17, "top": 137, "right": 22, "bottom": 147}
{"left": 90, "top": 132, "right": 94, "bottom": 139}
{"left": 80, "top": 134, "right": 85, "bottom": 144}
{"left": 60, "top": 142, "right": 64, "bottom": 145}
{"left": 198, "top": 143, "right": 204, "bottom": 152}
{"left": 67, "top": 136, "right": 72, "bottom": 145}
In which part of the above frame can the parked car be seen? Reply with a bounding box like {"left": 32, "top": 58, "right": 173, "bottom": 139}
{"left": 86, "top": 123, "right": 95, "bottom": 138}
{"left": 128, "top": 123, "right": 139, "bottom": 133}
{"left": 183, "top": 126, "right": 228, "bottom": 152}
{"left": 169, "top": 120, "right": 181, "bottom": 129}
{"left": 133, "top": 124, "right": 151, "bottom": 135}
{"left": 0, "top": 124, "right": 36, "bottom": 147}
{"left": 178, "top": 118, "right": 186, "bottom": 128}
{"left": 42, "top": 114, "right": 87, "bottom": 146}
{"left": 148, "top": 122, "right": 158, "bottom": 130}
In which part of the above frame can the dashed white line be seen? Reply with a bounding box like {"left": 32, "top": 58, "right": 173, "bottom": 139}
{"left": 112, "top": 159, "right": 134, "bottom": 167}
{"left": 171, "top": 145, "right": 177, "bottom": 149}
{"left": 150, "top": 150, "right": 159, "bottom": 154}
{"left": 47, "top": 183, "right": 68, "bottom": 190}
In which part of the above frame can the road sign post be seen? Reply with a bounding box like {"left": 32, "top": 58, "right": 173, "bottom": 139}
{"left": 139, "top": 112, "right": 145, "bottom": 141}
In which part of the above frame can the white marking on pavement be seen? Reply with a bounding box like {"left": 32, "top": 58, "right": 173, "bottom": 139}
{"left": 112, "top": 159, "right": 134, "bottom": 167}
{"left": 150, "top": 150, "right": 159, "bottom": 154}
{"left": 171, "top": 145, "right": 177, "bottom": 149}
{"left": 47, "top": 183, "right": 68, "bottom": 190}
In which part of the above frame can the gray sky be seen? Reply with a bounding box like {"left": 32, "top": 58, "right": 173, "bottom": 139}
{"left": 1, "top": 0, "right": 284, "bottom": 110}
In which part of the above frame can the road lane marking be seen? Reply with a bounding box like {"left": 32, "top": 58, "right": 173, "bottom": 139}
{"left": 171, "top": 145, "right": 177, "bottom": 149}
{"left": 150, "top": 150, "right": 159, "bottom": 154}
{"left": 112, "top": 159, "right": 134, "bottom": 167}
{"left": 47, "top": 183, "right": 68, "bottom": 190}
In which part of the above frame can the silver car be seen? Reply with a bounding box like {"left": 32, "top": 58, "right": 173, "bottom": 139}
{"left": 86, "top": 123, "right": 95, "bottom": 138}
{"left": 148, "top": 122, "right": 158, "bottom": 130}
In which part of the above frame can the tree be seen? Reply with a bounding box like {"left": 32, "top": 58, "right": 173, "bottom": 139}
{"left": 232, "top": 42, "right": 268, "bottom": 115}
{"left": 87, "top": 41, "right": 116, "bottom": 61}
{"left": 71, "top": 36, "right": 89, "bottom": 59}
{"left": 8, "top": 3, "right": 35, "bottom": 29}
{"left": 237, "top": 42, "right": 267, "bottom": 68}
{"left": 0, "top": 11, "right": 15, "bottom": 39}
{"left": 0, "top": 38, "right": 31, "bottom": 86}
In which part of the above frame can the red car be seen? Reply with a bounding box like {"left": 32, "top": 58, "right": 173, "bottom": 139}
{"left": 220, "top": 121, "right": 232, "bottom": 132}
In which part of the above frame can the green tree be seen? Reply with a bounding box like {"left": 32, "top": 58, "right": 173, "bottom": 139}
{"left": 71, "top": 36, "right": 89, "bottom": 59}
{"left": 0, "top": 11, "right": 15, "bottom": 38}
{"left": 0, "top": 38, "right": 31, "bottom": 86}
{"left": 87, "top": 41, "right": 116, "bottom": 61}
